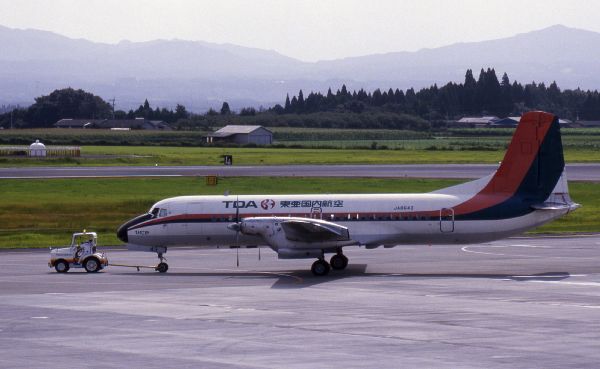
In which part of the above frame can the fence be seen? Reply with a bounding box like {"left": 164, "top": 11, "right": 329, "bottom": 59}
{"left": 0, "top": 146, "right": 81, "bottom": 157}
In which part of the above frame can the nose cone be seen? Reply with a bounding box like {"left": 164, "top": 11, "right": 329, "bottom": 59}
{"left": 117, "top": 222, "right": 129, "bottom": 243}
{"left": 116, "top": 213, "right": 153, "bottom": 243}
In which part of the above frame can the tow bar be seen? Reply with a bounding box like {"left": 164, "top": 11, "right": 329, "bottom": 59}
{"left": 108, "top": 263, "right": 164, "bottom": 272}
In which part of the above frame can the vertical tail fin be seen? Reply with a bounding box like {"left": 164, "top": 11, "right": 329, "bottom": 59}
{"left": 452, "top": 111, "right": 566, "bottom": 219}
{"left": 488, "top": 111, "right": 564, "bottom": 198}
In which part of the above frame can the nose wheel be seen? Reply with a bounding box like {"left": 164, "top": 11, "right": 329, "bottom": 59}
{"left": 155, "top": 253, "right": 169, "bottom": 273}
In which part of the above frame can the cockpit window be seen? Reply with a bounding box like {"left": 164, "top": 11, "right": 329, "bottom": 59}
{"left": 150, "top": 208, "right": 160, "bottom": 218}
{"left": 159, "top": 208, "right": 168, "bottom": 217}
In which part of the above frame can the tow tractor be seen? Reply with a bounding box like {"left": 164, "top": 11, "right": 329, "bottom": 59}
{"left": 49, "top": 231, "right": 108, "bottom": 273}
{"left": 49, "top": 231, "right": 167, "bottom": 273}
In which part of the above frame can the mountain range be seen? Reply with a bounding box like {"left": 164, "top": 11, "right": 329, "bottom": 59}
{"left": 1, "top": 24, "right": 599, "bottom": 111}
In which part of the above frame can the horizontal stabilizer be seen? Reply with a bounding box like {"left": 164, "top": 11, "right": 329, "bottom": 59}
{"left": 531, "top": 202, "right": 581, "bottom": 211}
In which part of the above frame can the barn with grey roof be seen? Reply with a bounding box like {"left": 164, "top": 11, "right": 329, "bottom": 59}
{"left": 207, "top": 125, "right": 273, "bottom": 145}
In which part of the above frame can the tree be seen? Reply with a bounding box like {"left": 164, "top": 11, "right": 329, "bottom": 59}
{"left": 271, "top": 104, "right": 285, "bottom": 114}
{"left": 240, "top": 107, "right": 257, "bottom": 116}
{"left": 175, "top": 104, "right": 188, "bottom": 120}
{"left": 297, "top": 90, "right": 305, "bottom": 112}
{"left": 220, "top": 102, "right": 231, "bottom": 115}
{"left": 24, "top": 88, "right": 111, "bottom": 127}
{"left": 499, "top": 72, "right": 513, "bottom": 115}
{"left": 284, "top": 94, "right": 291, "bottom": 112}
{"left": 372, "top": 89, "right": 383, "bottom": 106}
{"left": 462, "top": 69, "right": 477, "bottom": 113}
{"left": 326, "top": 88, "right": 334, "bottom": 101}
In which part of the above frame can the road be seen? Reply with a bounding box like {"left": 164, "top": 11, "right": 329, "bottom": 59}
{"left": 1, "top": 235, "right": 600, "bottom": 368}
{"left": 1, "top": 163, "right": 599, "bottom": 180}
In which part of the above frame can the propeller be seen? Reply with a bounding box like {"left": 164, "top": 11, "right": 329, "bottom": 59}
{"left": 226, "top": 196, "right": 241, "bottom": 267}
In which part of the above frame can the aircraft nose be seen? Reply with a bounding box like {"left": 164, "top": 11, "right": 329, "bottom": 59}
{"left": 117, "top": 222, "right": 129, "bottom": 243}
{"left": 116, "top": 213, "right": 153, "bottom": 243}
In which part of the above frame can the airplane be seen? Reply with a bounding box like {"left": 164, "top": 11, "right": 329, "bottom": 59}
{"left": 117, "top": 111, "right": 579, "bottom": 276}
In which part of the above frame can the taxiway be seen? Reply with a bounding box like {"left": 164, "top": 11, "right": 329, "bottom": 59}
{"left": 1, "top": 163, "right": 599, "bottom": 180}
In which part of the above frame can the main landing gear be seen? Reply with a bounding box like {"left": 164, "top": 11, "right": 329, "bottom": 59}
{"left": 311, "top": 250, "right": 349, "bottom": 276}
{"left": 155, "top": 252, "right": 169, "bottom": 273}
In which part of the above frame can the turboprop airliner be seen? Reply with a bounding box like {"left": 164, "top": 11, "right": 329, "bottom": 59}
{"left": 117, "top": 111, "right": 579, "bottom": 275}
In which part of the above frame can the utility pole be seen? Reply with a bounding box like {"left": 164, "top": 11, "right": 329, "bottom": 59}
{"left": 10, "top": 109, "right": 13, "bottom": 129}
{"left": 109, "top": 98, "right": 116, "bottom": 119}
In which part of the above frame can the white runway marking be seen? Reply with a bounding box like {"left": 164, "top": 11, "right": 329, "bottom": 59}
{"left": 509, "top": 274, "right": 585, "bottom": 278}
{"left": 461, "top": 246, "right": 506, "bottom": 256}
{"left": 510, "top": 244, "right": 551, "bottom": 248}
{"left": 461, "top": 245, "right": 543, "bottom": 258}
{"left": 529, "top": 280, "right": 600, "bottom": 287}
{"left": 31, "top": 316, "right": 48, "bottom": 319}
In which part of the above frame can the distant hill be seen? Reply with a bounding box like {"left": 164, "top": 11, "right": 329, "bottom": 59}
{"left": 1, "top": 24, "right": 600, "bottom": 111}
{"left": 312, "top": 25, "right": 600, "bottom": 88}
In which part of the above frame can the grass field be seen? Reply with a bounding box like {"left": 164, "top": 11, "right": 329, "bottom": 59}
{"left": 1, "top": 126, "right": 600, "bottom": 166}
{"left": 0, "top": 177, "right": 595, "bottom": 249}
{"left": 1, "top": 145, "right": 599, "bottom": 167}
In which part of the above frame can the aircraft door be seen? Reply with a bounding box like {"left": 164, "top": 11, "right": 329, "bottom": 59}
{"left": 185, "top": 202, "right": 203, "bottom": 238}
{"left": 166, "top": 202, "right": 188, "bottom": 238}
{"left": 440, "top": 208, "right": 455, "bottom": 233}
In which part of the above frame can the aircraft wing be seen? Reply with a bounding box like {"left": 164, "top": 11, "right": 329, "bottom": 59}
{"left": 239, "top": 217, "right": 351, "bottom": 245}
{"left": 279, "top": 219, "right": 350, "bottom": 242}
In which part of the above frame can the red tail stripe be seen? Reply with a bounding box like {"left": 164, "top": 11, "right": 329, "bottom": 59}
{"left": 453, "top": 111, "right": 555, "bottom": 215}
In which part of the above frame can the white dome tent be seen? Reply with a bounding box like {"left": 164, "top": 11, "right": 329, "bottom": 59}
{"left": 29, "top": 140, "right": 47, "bottom": 157}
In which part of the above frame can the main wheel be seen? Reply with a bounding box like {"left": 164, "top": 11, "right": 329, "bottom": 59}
{"left": 311, "top": 260, "right": 330, "bottom": 276}
{"left": 54, "top": 260, "right": 69, "bottom": 273}
{"left": 84, "top": 257, "right": 100, "bottom": 273}
{"left": 156, "top": 262, "right": 169, "bottom": 273}
{"left": 330, "top": 254, "right": 349, "bottom": 270}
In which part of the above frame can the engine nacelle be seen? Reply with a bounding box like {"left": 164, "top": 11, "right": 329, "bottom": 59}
{"left": 277, "top": 248, "right": 323, "bottom": 259}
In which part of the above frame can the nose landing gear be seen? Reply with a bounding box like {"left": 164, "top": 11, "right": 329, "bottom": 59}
{"left": 155, "top": 252, "right": 169, "bottom": 273}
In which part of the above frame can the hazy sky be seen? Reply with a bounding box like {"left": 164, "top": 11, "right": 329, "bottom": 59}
{"left": 1, "top": 0, "right": 599, "bottom": 61}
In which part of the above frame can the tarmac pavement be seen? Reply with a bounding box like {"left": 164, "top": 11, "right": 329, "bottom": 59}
{"left": 1, "top": 163, "right": 599, "bottom": 180}
{"left": 1, "top": 235, "right": 600, "bottom": 368}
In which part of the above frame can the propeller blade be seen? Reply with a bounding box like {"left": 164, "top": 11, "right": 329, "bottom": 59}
{"left": 235, "top": 195, "right": 240, "bottom": 224}
{"left": 235, "top": 195, "right": 241, "bottom": 244}
{"left": 235, "top": 195, "right": 240, "bottom": 267}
